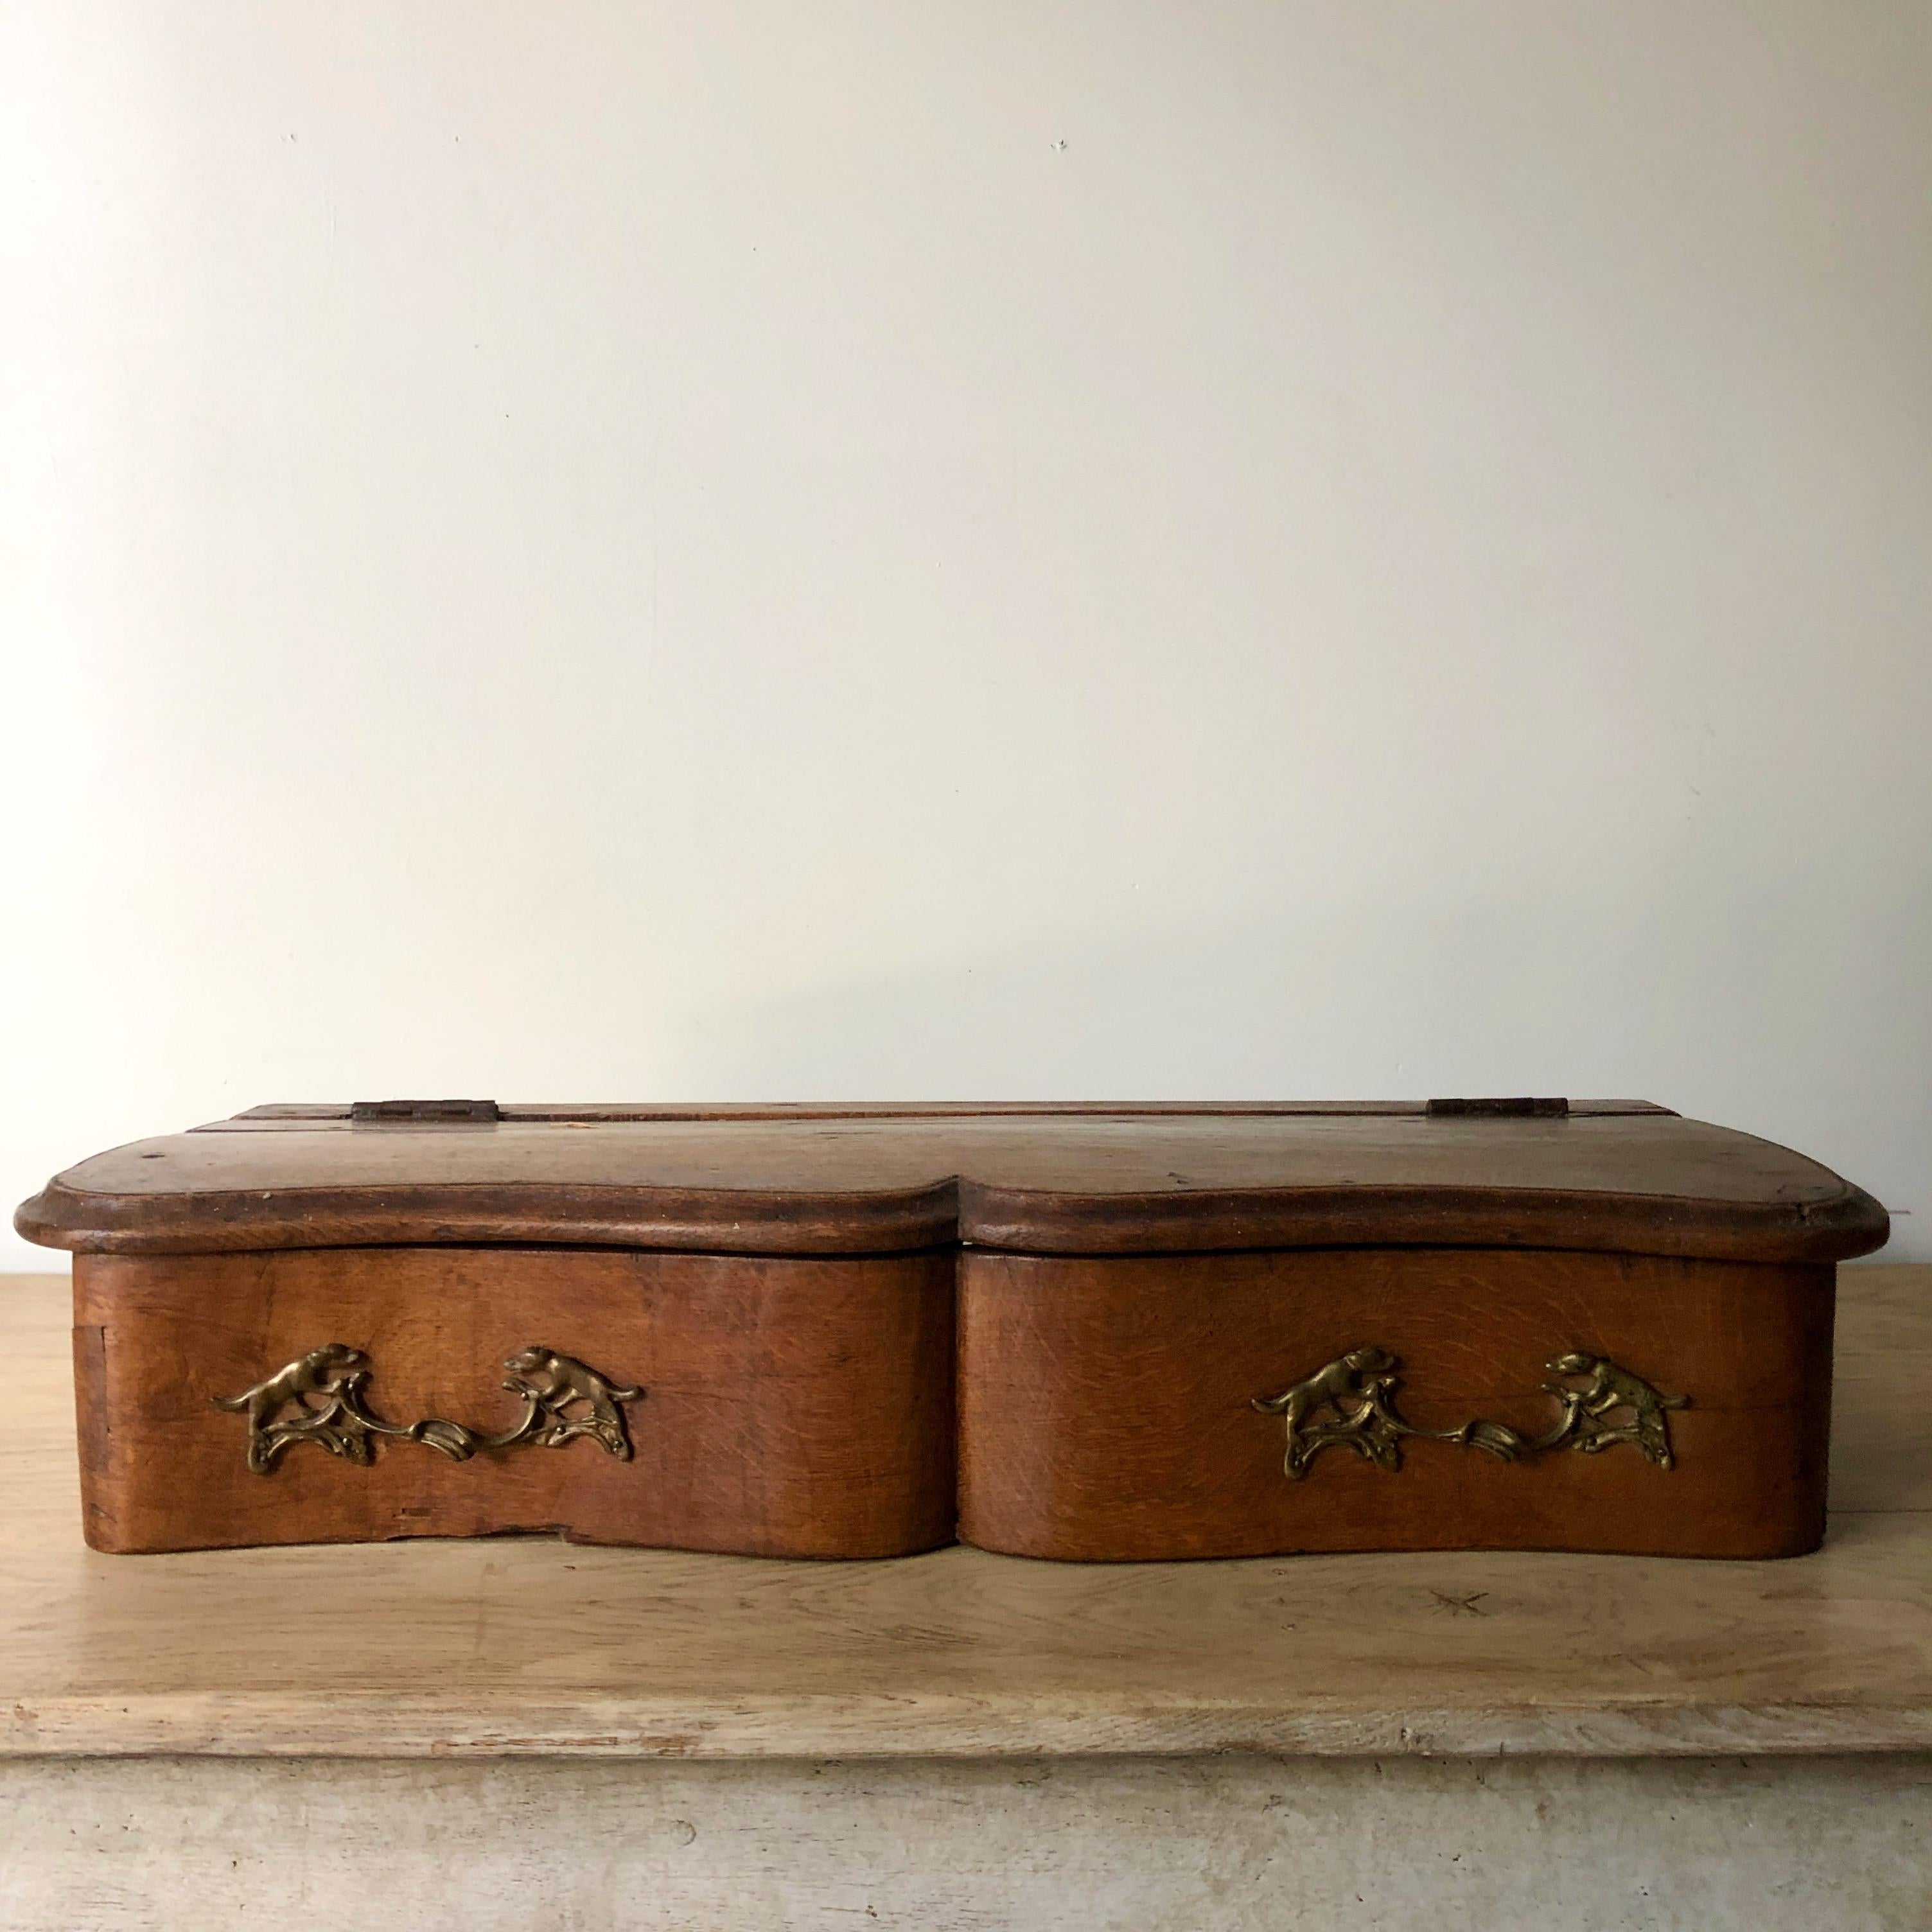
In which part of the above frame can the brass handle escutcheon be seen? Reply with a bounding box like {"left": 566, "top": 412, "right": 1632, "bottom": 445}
{"left": 1252, "top": 1348, "right": 1687, "bottom": 1480}
{"left": 212, "top": 1346, "right": 644, "bottom": 1475}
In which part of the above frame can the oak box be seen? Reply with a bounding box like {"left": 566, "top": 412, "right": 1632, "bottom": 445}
{"left": 15, "top": 1100, "right": 1888, "bottom": 1559}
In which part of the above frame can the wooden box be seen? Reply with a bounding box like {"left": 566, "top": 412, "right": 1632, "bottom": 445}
{"left": 15, "top": 1100, "right": 1888, "bottom": 1560}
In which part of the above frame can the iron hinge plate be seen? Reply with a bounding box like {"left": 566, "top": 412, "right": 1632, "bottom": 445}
{"left": 349, "top": 1099, "right": 501, "bottom": 1123}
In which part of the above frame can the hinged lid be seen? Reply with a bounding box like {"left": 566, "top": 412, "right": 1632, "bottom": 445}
{"left": 13, "top": 1102, "right": 1888, "bottom": 1263}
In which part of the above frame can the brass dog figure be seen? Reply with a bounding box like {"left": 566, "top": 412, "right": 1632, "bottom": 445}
{"left": 213, "top": 1342, "right": 645, "bottom": 1471}
{"left": 1543, "top": 1351, "right": 1689, "bottom": 1468}
{"left": 1252, "top": 1346, "right": 1423, "bottom": 1477}
{"left": 493, "top": 1347, "right": 645, "bottom": 1459}
{"left": 1254, "top": 1346, "right": 1689, "bottom": 1479}
{"left": 211, "top": 1344, "right": 401, "bottom": 1472}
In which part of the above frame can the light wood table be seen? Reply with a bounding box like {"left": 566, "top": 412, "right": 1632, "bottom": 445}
{"left": 3, "top": 1267, "right": 1928, "bottom": 1929}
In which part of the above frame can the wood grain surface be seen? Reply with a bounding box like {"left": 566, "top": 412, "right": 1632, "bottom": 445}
{"left": 958, "top": 1250, "right": 1834, "bottom": 1560}
{"left": 1, "top": 1267, "right": 1927, "bottom": 1762}
{"left": 75, "top": 1248, "right": 955, "bottom": 1558}
{"left": 15, "top": 1105, "right": 1890, "bottom": 1262}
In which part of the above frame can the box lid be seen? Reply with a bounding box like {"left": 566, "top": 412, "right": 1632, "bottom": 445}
{"left": 13, "top": 1100, "right": 1888, "bottom": 1263}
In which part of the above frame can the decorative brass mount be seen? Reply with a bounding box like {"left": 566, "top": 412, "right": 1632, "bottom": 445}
{"left": 211, "top": 1346, "right": 644, "bottom": 1475}
{"left": 1252, "top": 1348, "right": 1687, "bottom": 1480}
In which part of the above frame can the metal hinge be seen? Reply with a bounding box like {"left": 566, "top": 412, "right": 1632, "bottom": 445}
{"left": 349, "top": 1099, "right": 501, "bottom": 1123}
{"left": 1425, "top": 1096, "right": 1568, "bottom": 1119}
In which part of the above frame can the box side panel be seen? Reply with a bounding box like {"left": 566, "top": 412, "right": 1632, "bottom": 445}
{"left": 75, "top": 1248, "right": 956, "bottom": 1558}
{"left": 71, "top": 1311, "right": 116, "bottom": 1549}
{"left": 956, "top": 1250, "right": 1834, "bottom": 1560}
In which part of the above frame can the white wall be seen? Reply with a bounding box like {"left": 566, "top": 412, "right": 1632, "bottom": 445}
{"left": 3, "top": 1, "right": 1928, "bottom": 1267}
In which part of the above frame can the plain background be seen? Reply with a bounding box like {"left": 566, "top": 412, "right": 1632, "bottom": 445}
{"left": 2, "top": 1, "right": 1926, "bottom": 1269}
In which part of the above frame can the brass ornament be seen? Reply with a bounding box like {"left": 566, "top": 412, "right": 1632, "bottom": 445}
{"left": 487, "top": 1348, "right": 644, "bottom": 1459}
{"left": 1252, "top": 1348, "right": 1687, "bottom": 1480}
{"left": 212, "top": 1345, "right": 643, "bottom": 1474}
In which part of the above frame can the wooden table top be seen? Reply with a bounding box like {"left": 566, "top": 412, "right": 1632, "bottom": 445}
{"left": 1, "top": 1267, "right": 1927, "bottom": 1762}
